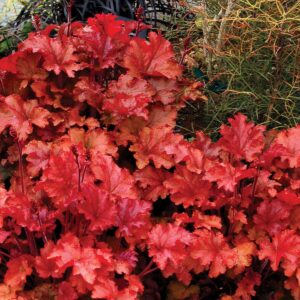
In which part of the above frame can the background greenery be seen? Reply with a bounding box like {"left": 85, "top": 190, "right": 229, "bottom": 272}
{"left": 165, "top": 0, "right": 300, "bottom": 138}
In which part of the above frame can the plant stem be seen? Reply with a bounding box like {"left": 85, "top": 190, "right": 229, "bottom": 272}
{"left": 17, "top": 141, "right": 25, "bottom": 194}
{"left": 139, "top": 258, "right": 155, "bottom": 278}
{"left": 0, "top": 249, "right": 11, "bottom": 258}
{"left": 17, "top": 140, "right": 38, "bottom": 256}
{"left": 139, "top": 267, "right": 159, "bottom": 278}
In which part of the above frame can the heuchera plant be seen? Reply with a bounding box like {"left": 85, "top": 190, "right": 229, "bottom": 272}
{"left": 0, "top": 13, "right": 299, "bottom": 300}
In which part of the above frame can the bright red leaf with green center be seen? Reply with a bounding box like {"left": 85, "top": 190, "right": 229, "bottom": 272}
{"left": 218, "top": 113, "right": 265, "bottom": 162}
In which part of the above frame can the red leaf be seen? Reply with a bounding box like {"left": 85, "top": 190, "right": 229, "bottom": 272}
{"left": 0, "top": 187, "right": 8, "bottom": 207}
{"left": 191, "top": 230, "right": 237, "bottom": 278}
{"left": 36, "top": 150, "right": 80, "bottom": 208}
{"left": 103, "top": 74, "right": 155, "bottom": 119}
{"left": 204, "top": 162, "right": 256, "bottom": 193}
{"left": 78, "top": 184, "right": 116, "bottom": 232}
{"left": 73, "top": 77, "right": 104, "bottom": 109}
{"left": 23, "top": 140, "right": 50, "bottom": 177}
{"left": 0, "top": 230, "right": 10, "bottom": 243}
{"left": 115, "top": 105, "right": 177, "bottom": 146}
{"left": 57, "top": 282, "right": 77, "bottom": 300}
{"left": 148, "top": 223, "right": 192, "bottom": 271}
{"left": 185, "top": 147, "right": 206, "bottom": 174}
{"left": 81, "top": 14, "right": 131, "bottom": 69}
{"left": 234, "top": 270, "right": 261, "bottom": 300}
{"left": 130, "top": 126, "right": 185, "bottom": 169}
{"left": 47, "top": 233, "right": 81, "bottom": 271}
{"left": 35, "top": 241, "right": 63, "bottom": 278}
{"left": 258, "top": 230, "right": 300, "bottom": 271}
{"left": 20, "top": 34, "right": 84, "bottom": 77}
{"left": 134, "top": 166, "right": 171, "bottom": 201}
{"left": 91, "top": 154, "right": 137, "bottom": 200}
{"left": 164, "top": 165, "right": 211, "bottom": 208}
{"left": 254, "top": 199, "right": 289, "bottom": 235}
{"left": 124, "top": 32, "right": 182, "bottom": 79}
{"left": 0, "top": 95, "right": 50, "bottom": 141}
{"left": 73, "top": 247, "right": 113, "bottom": 285}
{"left": 277, "top": 189, "right": 300, "bottom": 206}
{"left": 1, "top": 192, "right": 39, "bottom": 230}
{"left": 4, "top": 255, "right": 33, "bottom": 289}
{"left": 116, "top": 198, "right": 152, "bottom": 242}
{"left": 92, "top": 279, "right": 119, "bottom": 300}
{"left": 252, "top": 170, "right": 280, "bottom": 198}
{"left": 67, "top": 127, "right": 118, "bottom": 157}
{"left": 148, "top": 78, "right": 179, "bottom": 104}
{"left": 15, "top": 52, "right": 48, "bottom": 87}
{"left": 0, "top": 51, "right": 21, "bottom": 74}
{"left": 194, "top": 131, "right": 220, "bottom": 159}
{"left": 115, "top": 250, "right": 138, "bottom": 275}
{"left": 218, "top": 113, "right": 265, "bottom": 161}
{"left": 192, "top": 211, "right": 222, "bottom": 230}
{"left": 173, "top": 212, "right": 222, "bottom": 231}
{"left": 274, "top": 125, "right": 300, "bottom": 168}
{"left": 87, "top": 14, "right": 133, "bottom": 41}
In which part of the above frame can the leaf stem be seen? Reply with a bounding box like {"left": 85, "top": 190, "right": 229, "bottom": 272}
{"left": 0, "top": 249, "right": 11, "bottom": 259}
{"left": 17, "top": 141, "right": 25, "bottom": 195}
{"left": 139, "top": 258, "right": 156, "bottom": 278}
{"left": 17, "top": 139, "right": 38, "bottom": 256}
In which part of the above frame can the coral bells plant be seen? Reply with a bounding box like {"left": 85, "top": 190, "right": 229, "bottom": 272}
{"left": 0, "top": 13, "right": 299, "bottom": 300}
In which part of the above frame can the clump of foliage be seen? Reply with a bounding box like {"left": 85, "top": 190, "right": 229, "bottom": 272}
{"left": 167, "top": 0, "right": 300, "bottom": 137}
{"left": 0, "top": 13, "right": 300, "bottom": 300}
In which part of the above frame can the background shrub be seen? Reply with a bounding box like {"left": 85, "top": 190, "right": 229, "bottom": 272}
{"left": 166, "top": 0, "right": 300, "bottom": 137}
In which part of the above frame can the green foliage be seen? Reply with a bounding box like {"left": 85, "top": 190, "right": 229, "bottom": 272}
{"left": 0, "top": 21, "right": 33, "bottom": 57}
{"left": 166, "top": 0, "right": 300, "bottom": 137}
